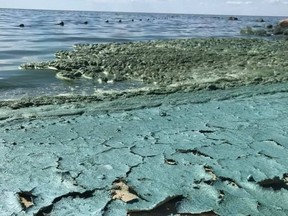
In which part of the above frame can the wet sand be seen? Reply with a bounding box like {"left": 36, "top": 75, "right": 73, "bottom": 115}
{"left": 1, "top": 82, "right": 288, "bottom": 215}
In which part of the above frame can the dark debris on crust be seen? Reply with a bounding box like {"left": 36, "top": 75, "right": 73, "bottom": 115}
{"left": 258, "top": 174, "right": 288, "bottom": 190}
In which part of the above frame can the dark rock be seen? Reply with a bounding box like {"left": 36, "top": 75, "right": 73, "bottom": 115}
{"left": 118, "top": 19, "right": 122, "bottom": 23}
{"left": 266, "top": 24, "right": 273, "bottom": 29}
{"left": 105, "top": 20, "right": 109, "bottom": 23}
{"left": 83, "top": 21, "right": 88, "bottom": 25}
{"left": 228, "top": 16, "right": 238, "bottom": 21}
{"left": 19, "top": 24, "right": 25, "bottom": 27}
{"left": 56, "top": 21, "right": 64, "bottom": 26}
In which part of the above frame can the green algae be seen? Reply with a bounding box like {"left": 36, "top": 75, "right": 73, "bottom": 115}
{"left": 20, "top": 38, "right": 288, "bottom": 89}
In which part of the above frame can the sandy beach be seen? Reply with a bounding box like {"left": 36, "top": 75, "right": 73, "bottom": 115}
{"left": 1, "top": 82, "right": 288, "bottom": 215}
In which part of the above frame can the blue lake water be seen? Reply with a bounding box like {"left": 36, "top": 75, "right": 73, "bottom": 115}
{"left": 0, "top": 8, "right": 285, "bottom": 99}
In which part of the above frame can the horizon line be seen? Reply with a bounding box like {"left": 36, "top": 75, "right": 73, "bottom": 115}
{"left": 0, "top": 7, "right": 287, "bottom": 18}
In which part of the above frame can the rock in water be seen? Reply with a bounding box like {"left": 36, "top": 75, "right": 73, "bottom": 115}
{"left": 240, "top": 27, "right": 268, "bottom": 36}
{"left": 279, "top": 19, "right": 288, "bottom": 28}
{"left": 56, "top": 21, "right": 64, "bottom": 26}
{"left": 228, "top": 16, "right": 238, "bottom": 21}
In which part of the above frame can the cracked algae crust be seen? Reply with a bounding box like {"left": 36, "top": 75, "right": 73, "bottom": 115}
{"left": 1, "top": 83, "right": 288, "bottom": 215}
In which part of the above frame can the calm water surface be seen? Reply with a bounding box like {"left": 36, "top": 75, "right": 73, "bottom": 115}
{"left": 0, "top": 8, "right": 284, "bottom": 99}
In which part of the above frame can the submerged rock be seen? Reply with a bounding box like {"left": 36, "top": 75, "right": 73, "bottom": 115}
{"left": 240, "top": 27, "right": 269, "bottom": 36}
{"left": 273, "top": 24, "right": 288, "bottom": 35}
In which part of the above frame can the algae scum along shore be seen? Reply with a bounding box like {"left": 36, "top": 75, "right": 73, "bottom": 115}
{"left": 20, "top": 38, "right": 288, "bottom": 92}
{"left": 1, "top": 37, "right": 288, "bottom": 215}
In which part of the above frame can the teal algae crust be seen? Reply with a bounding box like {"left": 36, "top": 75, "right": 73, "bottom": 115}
{"left": 20, "top": 38, "right": 288, "bottom": 88}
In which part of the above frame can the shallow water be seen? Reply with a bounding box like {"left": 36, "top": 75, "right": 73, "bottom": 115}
{"left": 0, "top": 8, "right": 284, "bottom": 99}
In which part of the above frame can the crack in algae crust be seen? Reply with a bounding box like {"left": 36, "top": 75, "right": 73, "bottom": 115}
{"left": 21, "top": 38, "right": 288, "bottom": 87}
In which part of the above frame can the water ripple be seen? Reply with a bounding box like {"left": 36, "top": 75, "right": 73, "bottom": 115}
{"left": 0, "top": 8, "right": 284, "bottom": 99}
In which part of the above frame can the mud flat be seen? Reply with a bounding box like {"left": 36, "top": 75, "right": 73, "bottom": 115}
{"left": 1, "top": 38, "right": 288, "bottom": 215}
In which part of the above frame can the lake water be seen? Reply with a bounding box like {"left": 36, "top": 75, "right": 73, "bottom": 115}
{"left": 0, "top": 8, "right": 284, "bottom": 99}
